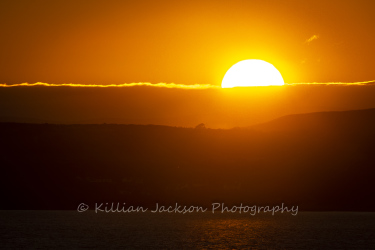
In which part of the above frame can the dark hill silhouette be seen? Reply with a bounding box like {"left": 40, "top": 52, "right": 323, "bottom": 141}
{"left": 251, "top": 108, "right": 375, "bottom": 133}
{"left": 0, "top": 108, "right": 374, "bottom": 211}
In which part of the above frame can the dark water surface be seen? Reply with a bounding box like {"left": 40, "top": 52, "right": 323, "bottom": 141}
{"left": 1, "top": 211, "right": 374, "bottom": 249}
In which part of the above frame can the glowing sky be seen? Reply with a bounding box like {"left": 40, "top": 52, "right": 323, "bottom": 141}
{"left": 1, "top": 1, "right": 375, "bottom": 128}
{"left": 1, "top": 0, "right": 375, "bottom": 85}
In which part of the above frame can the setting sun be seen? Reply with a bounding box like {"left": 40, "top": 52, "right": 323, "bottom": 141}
{"left": 222, "top": 60, "right": 284, "bottom": 88}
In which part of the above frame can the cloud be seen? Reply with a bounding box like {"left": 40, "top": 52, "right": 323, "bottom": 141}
{"left": 305, "top": 35, "right": 319, "bottom": 44}
{"left": 286, "top": 80, "right": 375, "bottom": 86}
{"left": 0, "top": 82, "right": 220, "bottom": 89}
{"left": 1, "top": 80, "right": 375, "bottom": 89}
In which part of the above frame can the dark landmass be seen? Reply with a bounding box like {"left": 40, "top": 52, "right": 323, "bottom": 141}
{"left": 1, "top": 108, "right": 374, "bottom": 211}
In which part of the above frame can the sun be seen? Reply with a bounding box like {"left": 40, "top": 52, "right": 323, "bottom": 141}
{"left": 222, "top": 59, "right": 284, "bottom": 88}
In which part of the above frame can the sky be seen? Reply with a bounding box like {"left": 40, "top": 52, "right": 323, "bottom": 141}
{"left": 1, "top": 0, "right": 375, "bottom": 85}
{"left": 1, "top": 0, "right": 375, "bottom": 128}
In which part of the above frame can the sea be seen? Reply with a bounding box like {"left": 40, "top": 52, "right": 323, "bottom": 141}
{"left": 1, "top": 211, "right": 374, "bottom": 249}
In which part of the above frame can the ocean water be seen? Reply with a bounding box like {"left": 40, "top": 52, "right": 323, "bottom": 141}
{"left": 1, "top": 211, "right": 374, "bottom": 249}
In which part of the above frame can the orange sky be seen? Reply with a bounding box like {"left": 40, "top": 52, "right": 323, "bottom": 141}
{"left": 1, "top": 0, "right": 375, "bottom": 85}
{"left": 1, "top": 1, "right": 375, "bottom": 128}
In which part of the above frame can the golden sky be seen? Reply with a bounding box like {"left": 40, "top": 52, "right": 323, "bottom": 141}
{"left": 1, "top": 1, "right": 375, "bottom": 128}
{"left": 1, "top": 0, "right": 374, "bottom": 85}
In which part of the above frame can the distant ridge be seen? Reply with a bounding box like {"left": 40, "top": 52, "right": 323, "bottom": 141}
{"left": 251, "top": 108, "right": 375, "bottom": 132}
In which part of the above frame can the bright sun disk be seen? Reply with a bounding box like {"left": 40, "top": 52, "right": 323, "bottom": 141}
{"left": 222, "top": 59, "right": 284, "bottom": 88}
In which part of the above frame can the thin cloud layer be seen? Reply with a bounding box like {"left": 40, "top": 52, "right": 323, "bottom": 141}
{"left": 287, "top": 80, "right": 375, "bottom": 86}
{"left": 1, "top": 80, "right": 375, "bottom": 88}
{"left": 0, "top": 82, "right": 220, "bottom": 89}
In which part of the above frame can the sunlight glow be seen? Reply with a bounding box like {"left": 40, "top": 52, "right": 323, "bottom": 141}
{"left": 222, "top": 60, "right": 284, "bottom": 88}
